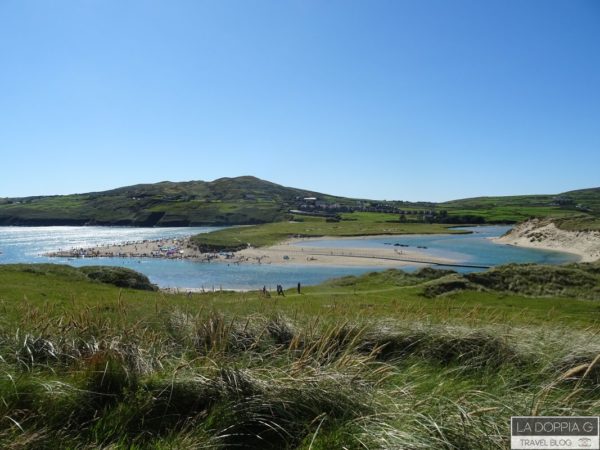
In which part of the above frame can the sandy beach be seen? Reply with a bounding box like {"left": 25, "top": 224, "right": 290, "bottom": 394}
{"left": 46, "top": 235, "right": 458, "bottom": 268}
{"left": 493, "top": 218, "right": 600, "bottom": 262}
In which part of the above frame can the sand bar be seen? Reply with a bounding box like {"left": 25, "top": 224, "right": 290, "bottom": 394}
{"left": 45, "top": 235, "right": 458, "bottom": 268}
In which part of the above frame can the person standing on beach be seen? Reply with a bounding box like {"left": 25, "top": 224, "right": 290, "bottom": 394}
{"left": 297, "top": 282, "right": 301, "bottom": 294}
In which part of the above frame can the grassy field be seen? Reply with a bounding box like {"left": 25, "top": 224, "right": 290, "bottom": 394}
{"left": 190, "top": 210, "right": 600, "bottom": 253}
{"left": 440, "top": 188, "right": 600, "bottom": 223}
{"left": 439, "top": 196, "right": 571, "bottom": 223}
{"left": 190, "top": 216, "right": 468, "bottom": 252}
{"left": 551, "top": 215, "right": 600, "bottom": 232}
{"left": 0, "top": 263, "right": 598, "bottom": 449}
{"left": 440, "top": 205, "right": 576, "bottom": 223}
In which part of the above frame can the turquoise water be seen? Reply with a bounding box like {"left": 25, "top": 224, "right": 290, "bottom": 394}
{"left": 0, "top": 226, "right": 374, "bottom": 289}
{"left": 294, "top": 226, "right": 580, "bottom": 268}
{"left": 0, "top": 225, "right": 578, "bottom": 290}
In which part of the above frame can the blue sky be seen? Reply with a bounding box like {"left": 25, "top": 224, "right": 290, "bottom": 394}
{"left": 1, "top": 0, "right": 598, "bottom": 201}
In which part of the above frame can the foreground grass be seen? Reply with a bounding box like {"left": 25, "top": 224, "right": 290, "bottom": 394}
{"left": 0, "top": 264, "right": 599, "bottom": 449}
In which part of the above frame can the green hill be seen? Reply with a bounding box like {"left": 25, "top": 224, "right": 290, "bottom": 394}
{"left": 0, "top": 176, "right": 598, "bottom": 227}
{"left": 0, "top": 176, "right": 350, "bottom": 226}
{"left": 438, "top": 187, "right": 600, "bottom": 223}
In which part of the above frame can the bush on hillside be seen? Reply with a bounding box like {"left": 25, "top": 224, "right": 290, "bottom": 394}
{"left": 465, "top": 263, "right": 600, "bottom": 299}
{"left": 79, "top": 266, "right": 157, "bottom": 291}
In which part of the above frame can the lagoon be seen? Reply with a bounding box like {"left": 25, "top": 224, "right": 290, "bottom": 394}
{"left": 294, "top": 226, "right": 579, "bottom": 267}
{"left": 0, "top": 225, "right": 578, "bottom": 290}
{"left": 0, "top": 226, "right": 374, "bottom": 290}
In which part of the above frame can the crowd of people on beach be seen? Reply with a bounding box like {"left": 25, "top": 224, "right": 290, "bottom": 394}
{"left": 45, "top": 236, "right": 285, "bottom": 266}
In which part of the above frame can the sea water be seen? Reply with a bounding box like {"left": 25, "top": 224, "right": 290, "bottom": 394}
{"left": 0, "top": 226, "right": 374, "bottom": 289}
{"left": 294, "top": 226, "right": 580, "bottom": 268}
{"left": 0, "top": 225, "right": 579, "bottom": 290}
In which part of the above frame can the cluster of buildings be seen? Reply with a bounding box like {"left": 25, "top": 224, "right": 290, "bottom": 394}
{"left": 294, "top": 196, "right": 405, "bottom": 214}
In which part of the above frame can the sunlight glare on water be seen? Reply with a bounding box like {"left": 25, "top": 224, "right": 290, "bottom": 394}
{"left": 0, "top": 225, "right": 579, "bottom": 290}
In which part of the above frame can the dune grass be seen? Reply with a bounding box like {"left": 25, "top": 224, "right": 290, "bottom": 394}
{"left": 552, "top": 215, "right": 600, "bottom": 231}
{"left": 0, "top": 264, "right": 598, "bottom": 448}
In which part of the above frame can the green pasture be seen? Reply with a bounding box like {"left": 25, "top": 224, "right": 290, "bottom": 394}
{"left": 190, "top": 217, "right": 467, "bottom": 251}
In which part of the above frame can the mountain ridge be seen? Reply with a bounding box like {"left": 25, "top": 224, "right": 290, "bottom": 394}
{"left": 0, "top": 176, "right": 598, "bottom": 226}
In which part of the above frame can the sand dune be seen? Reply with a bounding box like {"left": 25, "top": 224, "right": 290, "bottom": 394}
{"left": 493, "top": 218, "right": 600, "bottom": 262}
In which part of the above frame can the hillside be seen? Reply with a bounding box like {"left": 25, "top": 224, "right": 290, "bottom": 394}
{"left": 439, "top": 187, "right": 600, "bottom": 223}
{"left": 0, "top": 176, "right": 598, "bottom": 226}
{"left": 0, "top": 176, "right": 351, "bottom": 226}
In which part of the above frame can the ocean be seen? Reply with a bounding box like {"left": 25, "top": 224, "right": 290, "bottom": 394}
{"left": 0, "top": 225, "right": 578, "bottom": 290}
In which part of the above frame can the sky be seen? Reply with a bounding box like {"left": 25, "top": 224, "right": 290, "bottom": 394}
{"left": 1, "top": 0, "right": 599, "bottom": 202}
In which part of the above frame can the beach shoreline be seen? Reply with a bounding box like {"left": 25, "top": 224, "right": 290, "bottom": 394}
{"left": 45, "top": 235, "right": 458, "bottom": 268}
